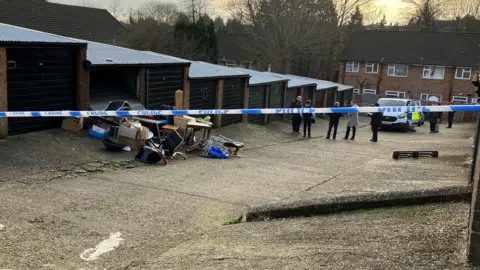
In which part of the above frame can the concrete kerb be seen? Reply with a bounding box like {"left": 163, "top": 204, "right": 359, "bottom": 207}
{"left": 243, "top": 185, "right": 472, "bottom": 222}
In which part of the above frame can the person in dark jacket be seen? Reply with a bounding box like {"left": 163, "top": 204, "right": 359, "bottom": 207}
{"left": 428, "top": 104, "right": 439, "bottom": 133}
{"left": 290, "top": 96, "right": 303, "bottom": 135}
{"left": 300, "top": 100, "right": 315, "bottom": 138}
{"left": 437, "top": 103, "right": 443, "bottom": 124}
{"left": 326, "top": 102, "right": 341, "bottom": 139}
{"left": 447, "top": 103, "right": 455, "bottom": 128}
{"left": 369, "top": 103, "right": 383, "bottom": 142}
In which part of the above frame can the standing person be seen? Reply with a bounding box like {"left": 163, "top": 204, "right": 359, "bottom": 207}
{"left": 447, "top": 103, "right": 455, "bottom": 128}
{"left": 344, "top": 100, "right": 359, "bottom": 140}
{"left": 428, "top": 104, "right": 439, "bottom": 133}
{"left": 437, "top": 103, "right": 443, "bottom": 124}
{"left": 326, "top": 102, "right": 341, "bottom": 139}
{"left": 370, "top": 103, "right": 382, "bottom": 142}
{"left": 291, "top": 96, "right": 303, "bottom": 135}
{"left": 300, "top": 100, "right": 315, "bottom": 138}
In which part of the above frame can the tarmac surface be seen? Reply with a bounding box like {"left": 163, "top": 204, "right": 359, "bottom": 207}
{"left": 0, "top": 117, "right": 476, "bottom": 269}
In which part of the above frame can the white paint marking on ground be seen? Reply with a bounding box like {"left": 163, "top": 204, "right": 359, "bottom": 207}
{"left": 80, "top": 232, "right": 124, "bottom": 261}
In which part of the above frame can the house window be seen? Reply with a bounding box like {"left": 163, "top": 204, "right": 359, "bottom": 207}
{"left": 455, "top": 68, "right": 472, "bottom": 80}
{"left": 346, "top": 61, "right": 359, "bottom": 72}
{"left": 420, "top": 93, "right": 442, "bottom": 102}
{"left": 363, "top": 89, "right": 377, "bottom": 95}
{"left": 385, "top": 91, "right": 406, "bottom": 98}
{"left": 422, "top": 66, "right": 445, "bottom": 80}
{"left": 452, "top": 96, "right": 468, "bottom": 104}
{"left": 353, "top": 88, "right": 360, "bottom": 94}
{"left": 365, "top": 63, "right": 379, "bottom": 73}
{"left": 387, "top": 64, "right": 408, "bottom": 77}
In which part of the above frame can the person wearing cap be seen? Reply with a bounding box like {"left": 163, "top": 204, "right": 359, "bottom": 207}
{"left": 369, "top": 103, "right": 383, "bottom": 142}
{"left": 290, "top": 96, "right": 303, "bottom": 135}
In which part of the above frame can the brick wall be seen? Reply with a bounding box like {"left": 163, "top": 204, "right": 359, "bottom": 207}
{"left": 340, "top": 61, "right": 478, "bottom": 103}
{"left": 469, "top": 125, "right": 480, "bottom": 264}
{"left": 76, "top": 47, "right": 90, "bottom": 110}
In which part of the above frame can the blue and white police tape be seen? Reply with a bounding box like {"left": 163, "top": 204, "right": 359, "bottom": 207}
{"left": 0, "top": 105, "right": 479, "bottom": 117}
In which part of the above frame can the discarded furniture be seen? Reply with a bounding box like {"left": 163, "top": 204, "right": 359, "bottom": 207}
{"left": 104, "top": 101, "right": 132, "bottom": 111}
{"left": 102, "top": 138, "right": 126, "bottom": 152}
{"left": 135, "top": 146, "right": 167, "bottom": 165}
{"left": 132, "top": 116, "right": 168, "bottom": 142}
{"left": 163, "top": 125, "right": 180, "bottom": 137}
{"left": 185, "top": 122, "right": 212, "bottom": 145}
{"left": 392, "top": 151, "right": 439, "bottom": 159}
{"left": 224, "top": 141, "right": 245, "bottom": 157}
{"left": 162, "top": 131, "right": 187, "bottom": 160}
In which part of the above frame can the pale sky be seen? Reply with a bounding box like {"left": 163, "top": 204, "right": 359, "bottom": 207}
{"left": 51, "top": 0, "right": 407, "bottom": 23}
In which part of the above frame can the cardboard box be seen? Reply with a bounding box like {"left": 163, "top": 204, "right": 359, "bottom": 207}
{"left": 117, "top": 124, "right": 149, "bottom": 150}
{"left": 62, "top": 117, "right": 84, "bottom": 132}
{"left": 174, "top": 116, "right": 195, "bottom": 129}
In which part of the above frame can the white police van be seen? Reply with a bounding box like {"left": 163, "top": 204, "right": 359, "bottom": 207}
{"left": 378, "top": 98, "right": 424, "bottom": 131}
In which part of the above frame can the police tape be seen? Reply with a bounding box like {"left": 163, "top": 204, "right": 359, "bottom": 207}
{"left": 0, "top": 105, "right": 478, "bottom": 117}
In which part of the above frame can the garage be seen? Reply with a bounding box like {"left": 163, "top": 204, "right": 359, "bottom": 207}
{"left": 247, "top": 85, "right": 266, "bottom": 124}
{"left": 269, "top": 82, "right": 287, "bottom": 122}
{"left": 187, "top": 61, "right": 248, "bottom": 126}
{"left": 222, "top": 78, "right": 247, "bottom": 126}
{"left": 87, "top": 50, "right": 189, "bottom": 111}
{"left": 189, "top": 79, "right": 216, "bottom": 110}
{"left": 0, "top": 24, "right": 88, "bottom": 137}
{"left": 89, "top": 68, "right": 144, "bottom": 110}
{"left": 234, "top": 68, "right": 289, "bottom": 124}
{"left": 146, "top": 65, "right": 186, "bottom": 109}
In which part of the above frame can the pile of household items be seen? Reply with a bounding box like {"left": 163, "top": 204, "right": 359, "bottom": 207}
{"left": 61, "top": 101, "right": 245, "bottom": 165}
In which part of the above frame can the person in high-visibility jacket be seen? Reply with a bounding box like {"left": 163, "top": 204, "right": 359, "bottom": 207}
{"left": 406, "top": 111, "right": 420, "bottom": 131}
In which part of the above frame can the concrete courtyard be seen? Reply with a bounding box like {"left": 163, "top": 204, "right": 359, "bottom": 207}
{"left": 0, "top": 117, "right": 475, "bottom": 269}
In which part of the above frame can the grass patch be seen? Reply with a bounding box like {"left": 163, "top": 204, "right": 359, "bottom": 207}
{"left": 223, "top": 216, "right": 243, "bottom": 225}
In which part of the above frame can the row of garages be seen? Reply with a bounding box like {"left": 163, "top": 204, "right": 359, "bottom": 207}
{"left": 0, "top": 23, "right": 353, "bottom": 136}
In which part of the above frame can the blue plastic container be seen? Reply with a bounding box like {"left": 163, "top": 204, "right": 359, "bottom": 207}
{"left": 88, "top": 128, "right": 109, "bottom": 140}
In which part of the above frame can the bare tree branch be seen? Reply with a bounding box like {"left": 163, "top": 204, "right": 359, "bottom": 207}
{"left": 108, "top": 0, "right": 122, "bottom": 17}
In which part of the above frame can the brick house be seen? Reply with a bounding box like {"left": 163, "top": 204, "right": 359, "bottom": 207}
{"left": 339, "top": 30, "right": 480, "bottom": 116}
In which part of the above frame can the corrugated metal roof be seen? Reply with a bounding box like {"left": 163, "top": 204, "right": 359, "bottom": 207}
{"left": 263, "top": 72, "right": 317, "bottom": 88}
{"left": 145, "top": 52, "right": 248, "bottom": 78}
{"left": 190, "top": 61, "right": 249, "bottom": 79}
{"left": 86, "top": 44, "right": 190, "bottom": 65}
{"left": 286, "top": 74, "right": 354, "bottom": 91}
{"left": 0, "top": 23, "right": 85, "bottom": 44}
{"left": 234, "top": 67, "right": 289, "bottom": 85}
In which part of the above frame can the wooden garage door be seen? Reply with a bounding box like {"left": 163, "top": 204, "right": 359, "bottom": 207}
{"left": 222, "top": 79, "right": 244, "bottom": 126}
{"left": 190, "top": 79, "right": 216, "bottom": 122}
{"left": 7, "top": 47, "right": 77, "bottom": 135}
{"left": 248, "top": 85, "right": 266, "bottom": 124}
{"left": 146, "top": 66, "right": 184, "bottom": 109}
{"left": 269, "top": 82, "right": 284, "bottom": 122}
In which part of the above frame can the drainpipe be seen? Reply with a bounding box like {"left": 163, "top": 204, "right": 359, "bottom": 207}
{"left": 448, "top": 62, "right": 456, "bottom": 102}
{"left": 376, "top": 57, "right": 384, "bottom": 96}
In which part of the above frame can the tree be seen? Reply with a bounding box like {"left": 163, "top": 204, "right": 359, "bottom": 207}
{"left": 348, "top": 6, "right": 364, "bottom": 29}
{"left": 78, "top": 0, "right": 98, "bottom": 8}
{"left": 378, "top": 14, "right": 387, "bottom": 28}
{"left": 173, "top": 14, "right": 218, "bottom": 61}
{"left": 335, "top": 0, "right": 373, "bottom": 27}
{"left": 139, "top": 1, "right": 180, "bottom": 25}
{"left": 362, "top": 2, "right": 385, "bottom": 25}
{"left": 445, "top": 0, "right": 480, "bottom": 19}
{"left": 402, "top": 0, "right": 446, "bottom": 32}
{"left": 108, "top": 0, "right": 122, "bottom": 17}
{"left": 238, "top": 0, "right": 339, "bottom": 75}
{"left": 213, "top": 16, "right": 225, "bottom": 31}
{"left": 183, "top": 0, "right": 210, "bottom": 22}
